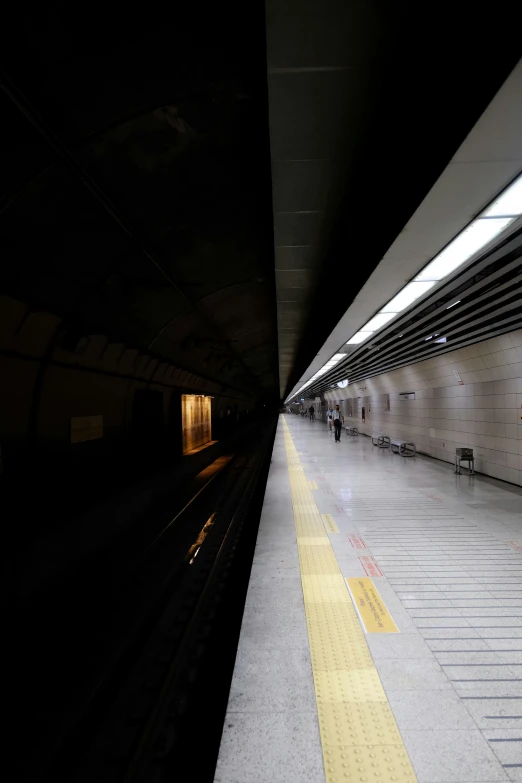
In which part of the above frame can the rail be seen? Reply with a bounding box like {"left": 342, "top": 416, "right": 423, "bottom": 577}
{"left": 42, "top": 419, "right": 278, "bottom": 783}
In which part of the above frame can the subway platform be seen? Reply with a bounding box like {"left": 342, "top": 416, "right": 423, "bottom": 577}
{"left": 214, "top": 414, "right": 522, "bottom": 783}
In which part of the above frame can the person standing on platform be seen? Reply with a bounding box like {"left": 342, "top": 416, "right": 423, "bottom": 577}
{"left": 327, "top": 406, "right": 333, "bottom": 431}
{"left": 333, "top": 404, "right": 344, "bottom": 442}
{"left": 309, "top": 404, "right": 315, "bottom": 421}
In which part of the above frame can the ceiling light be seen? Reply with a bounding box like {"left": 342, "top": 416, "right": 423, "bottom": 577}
{"left": 364, "top": 312, "right": 397, "bottom": 331}
{"left": 415, "top": 217, "right": 512, "bottom": 282}
{"left": 381, "top": 281, "right": 437, "bottom": 312}
{"left": 292, "top": 172, "right": 521, "bottom": 400}
{"left": 484, "top": 173, "right": 522, "bottom": 217}
{"left": 435, "top": 336, "right": 447, "bottom": 343}
{"left": 425, "top": 335, "right": 433, "bottom": 341}
{"left": 347, "top": 331, "right": 374, "bottom": 344}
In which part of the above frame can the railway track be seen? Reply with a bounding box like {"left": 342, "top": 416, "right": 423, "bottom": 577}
{"left": 13, "top": 419, "right": 276, "bottom": 783}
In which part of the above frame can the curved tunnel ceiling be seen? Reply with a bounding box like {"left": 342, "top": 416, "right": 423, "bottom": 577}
{"left": 0, "top": 4, "right": 278, "bottom": 400}
{"left": 1, "top": 3, "right": 521, "bottom": 405}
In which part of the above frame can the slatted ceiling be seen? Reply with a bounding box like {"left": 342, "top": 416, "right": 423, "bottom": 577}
{"left": 300, "top": 231, "right": 522, "bottom": 395}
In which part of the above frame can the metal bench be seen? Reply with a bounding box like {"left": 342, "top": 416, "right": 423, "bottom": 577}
{"left": 372, "top": 433, "right": 390, "bottom": 448}
{"left": 455, "top": 447, "right": 474, "bottom": 475}
{"left": 345, "top": 426, "right": 359, "bottom": 436}
{"left": 391, "top": 438, "right": 416, "bottom": 457}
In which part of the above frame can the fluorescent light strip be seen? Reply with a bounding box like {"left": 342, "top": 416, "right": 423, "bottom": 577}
{"left": 345, "top": 172, "right": 521, "bottom": 346}
{"left": 287, "top": 353, "right": 347, "bottom": 400}
{"left": 347, "top": 330, "right": 374, "bottom": 344}
{"left": 288, "top": 173, "right": 521, "bottom": 400}
{"left": 415, "top": 217, "right": 512, "bottom": 282}
{"left": 484, "top": 174, "right": 522, "bottom": 217}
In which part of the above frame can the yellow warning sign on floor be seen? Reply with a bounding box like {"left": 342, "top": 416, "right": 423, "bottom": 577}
{"left": 346, "top": 577, "right": 399, "bottom": 633}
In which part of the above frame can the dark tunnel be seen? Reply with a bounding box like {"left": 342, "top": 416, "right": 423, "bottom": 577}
{"left": 2, "top": 3, "right": 521, "bottom": 782}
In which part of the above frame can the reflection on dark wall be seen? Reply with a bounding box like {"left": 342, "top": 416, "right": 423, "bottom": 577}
{"left": 181, "top": 394, "right": 212, "bottom": 454}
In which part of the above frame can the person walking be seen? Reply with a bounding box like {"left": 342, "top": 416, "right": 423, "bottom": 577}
{"left": 333, "top": 404, "right": 344, "bottom": 442}
{"left": 327, "top": 406, "right": 333, "bottom": 431}
{"left": 308, "top": 404, "right": 315, "bottom": 421}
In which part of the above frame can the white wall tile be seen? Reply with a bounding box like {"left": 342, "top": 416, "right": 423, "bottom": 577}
{"left": 322, "top": 331, "right": 522, "bottom": 487}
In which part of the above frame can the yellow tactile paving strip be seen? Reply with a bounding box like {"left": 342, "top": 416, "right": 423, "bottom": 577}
{"left": 322, "top": 513, "right": 340, "bottom": 533}
{"left": 282, "top": 419, "right": 417, "bottom": 783}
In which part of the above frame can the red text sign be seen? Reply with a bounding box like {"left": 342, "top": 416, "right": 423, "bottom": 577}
{"left": 349, "top": 535, "right": 367, "bottom": 549}
{"left": 359, "top": 556, "right": 383, "bottom": 577}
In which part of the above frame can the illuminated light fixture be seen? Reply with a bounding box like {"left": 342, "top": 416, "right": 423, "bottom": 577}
{"left": 415, "top": 218, "right": 513, "bottom": 282}
{"left": 289, "top": 174, "right": 521, "bottom": 401}
{"left": 363, "top": 312, "right": 398, "bottom": 331}
{"left": 347, "top": 330, "right": 374, "bottom": 344}
{"left": 337, "top": 379, "right": 349, "bottom": 388}
{"left": 289, "top": 352, "right": 347, "bottom": 399}
{"left": 447, "top": 300, "right": 461, "bottom": 309}
{"left": 435, "top": 336, "right": 447, "bottom": 343}
{"left": 381, "top": 281, "right": 438, "bottom": 313}
{"left": 425, "top": 335, "right": 433, "bottom": 341}
{"left": 484, "top": 173, "right": 522, "bottom": 217}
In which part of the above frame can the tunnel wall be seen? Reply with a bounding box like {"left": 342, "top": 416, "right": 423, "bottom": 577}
{"left": 0, "top": 293, "right": 251, "bottom": 468}
{"left": 321, "top": 330, "right": 522, "bottom": 487}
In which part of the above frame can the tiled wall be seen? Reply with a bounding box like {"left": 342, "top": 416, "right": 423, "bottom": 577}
{"left": 321, "top": 329, "right": 522, "bottom": 487}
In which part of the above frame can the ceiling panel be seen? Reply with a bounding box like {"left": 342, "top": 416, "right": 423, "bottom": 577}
{"left": 274, "top": 246, "right": 316, "bottom": 270}
{"left": 267, "top": 4, "right": 520, "bottom": 398}
{"left": 272, "top": 159, "right": 334, "bottom": 211}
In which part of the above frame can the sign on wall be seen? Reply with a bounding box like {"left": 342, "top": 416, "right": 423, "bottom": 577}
{"left": 70, "top": 415, "right": 104, "bottom": 444}
{"left": 181, "top": 395, "right": 212, "bottom": 454}
{"left": 399, "top": 392, "right": 415, "bottom": 400}
{"left": 452, "top": 369, "right": 465, "bottom": 385}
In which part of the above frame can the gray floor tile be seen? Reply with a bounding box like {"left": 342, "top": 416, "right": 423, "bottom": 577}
{"left": 387, "top": 688, "right": 477, "bottom": 730}
{"left": 237, "top": 610, "right": 309, "bottom": 650}
{"left": 400, "top": 728, "right": 509, "bottom": 781}
{"left": 427, "top": 638, "right": 492, "bottom": 651}
{"left": 463, "top": 696, "right": 522, "bottom": 728}
{"left": 442, "top": 665, "right": 521, "bottom": 683}
{"left": 376, "top": 657, "right": 453, "bottom": 691}
{"left": 249, "top": 562, "right": 301, "bottom": 578}
{"left": 434, "top": 651, "right": 504, "bottom": 665}
{"left": 214, "top": 712, "right": 326, "bottom": 783}
{"left": 245, "top": 577, "right": 304, "bottom": 612}
{"left": 486, "top": 737, "right": 522, "bottom": 772}
{"left": 227, "top": 647, "right": 316, "bottom": 713}
{"left": 366, "top": 632, "right": 434, "bottom": 660}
